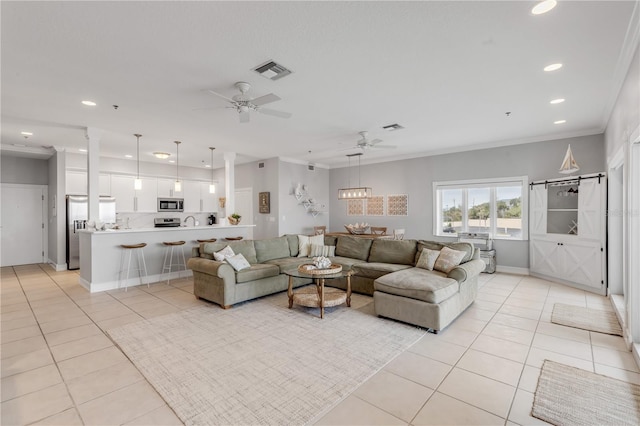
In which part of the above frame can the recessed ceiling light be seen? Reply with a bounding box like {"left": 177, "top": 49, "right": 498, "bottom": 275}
{"left": 125, "top": 154, "right": 133, "bottom": 158}
{"left": 168, "top": 160, "right": 175, "bottom": 163}
{"left": 544, "top": 63, "right": 563, "bottom": 72}
{"left": 81, "top": 100, "right": 97, "bottom": 106}
{"left": 554, "top": 120, "right": 567, "bottom": 124}
{"left": 532, "top": 0, "right": 557, "bottom": 15}
{"left": 550, "top": 98, "right": 565, "bottom": 104}
{"left": 79, "top": 148, "right": 88, "bottom": 152}
{"left": 205, "top": 165, "right": 211, "bottom": 168}
{"left": 153, "top": 152, "right": 170, "bottom": 159}
{"left": 20, "top": 131, "right": 33, "bottom": 136}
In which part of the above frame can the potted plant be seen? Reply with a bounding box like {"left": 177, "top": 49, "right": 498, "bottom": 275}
{"left": 228, "top": 213, "right": 241, "bottom": 225}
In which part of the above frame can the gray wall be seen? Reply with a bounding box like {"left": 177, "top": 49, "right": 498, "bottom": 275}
{"left": 234, "top": 158, "right": 280, "bottom": 240}
{"left": 279, "top": 161, "right": 330, "bottom": 236}
{"left": 1, "top": 155, "right": 49, "bottom": 184}
{"left": 329, "top": 133, "right": 605, "bottom": 269}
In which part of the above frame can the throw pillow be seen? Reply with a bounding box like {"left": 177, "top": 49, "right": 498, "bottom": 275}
{"left": 213, "top": 245, "right": 235, "bottom": 262}
{"left": 309, "top": 244, "right": 336, "bottom": 257}
{"left": 225, "top": 253, "right": 251, "bottom": 271}
{"left": 416, "top": 248, "right": 440, "bottom": 271}
{"left": 433, "top": 246, "right": 467, "bottom": 273}
{"left": 297, "top": 234, "right": 324, "bottom": 257}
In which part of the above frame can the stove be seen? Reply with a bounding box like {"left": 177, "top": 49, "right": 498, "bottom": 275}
{"left": 154, "top": 218, "right": 181, "bottom": 228}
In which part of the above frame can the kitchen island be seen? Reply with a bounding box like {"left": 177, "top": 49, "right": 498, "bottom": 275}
{"left": 78, "top": 224, "right": 255, "bottom": 292}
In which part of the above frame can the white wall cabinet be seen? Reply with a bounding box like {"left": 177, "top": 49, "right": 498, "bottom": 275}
{"left": 201, "top": 183, "right": 217, "bottom": 213}
{"left": 183, "top": 180, "right": 201, "bottom": 212}
{"left": 135, "top": 177, "right": 158, "bottom": 212}
{"left": 157, "top": 179, "right": 179, "bottom": 198}
{"left": 66, "top": 171, "right": 110, "bottom": 196}
{"left": 110, "top": 175, "right": 136, "bottom": 212}
{"left": 529, "top": 173, "right": 606, "bottom": 294}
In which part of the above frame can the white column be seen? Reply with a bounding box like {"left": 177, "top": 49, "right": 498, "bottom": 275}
{"left": 85, "top": 127, "right": 104, "bottom": 222}
{"left": 224, "top": 152, "right": 236, "bottom": 218}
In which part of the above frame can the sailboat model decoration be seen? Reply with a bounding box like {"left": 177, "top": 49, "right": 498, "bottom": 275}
{"left": 559, "top": 144, "right": 580, "bottom": 175}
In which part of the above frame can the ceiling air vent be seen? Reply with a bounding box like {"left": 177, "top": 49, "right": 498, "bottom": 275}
{"left": 253, "top": 60, "right": 292, "bottom": 81}
{"left": 258, "top": 162, "right": 265, "bottom": 168}
{"left": 382, "top": 123, "right": 404, "bottom": 131}
{"left": 308, "top": 164, "right": 315, "bottom": 171}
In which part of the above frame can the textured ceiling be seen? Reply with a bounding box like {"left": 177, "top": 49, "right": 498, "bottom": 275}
{"left": 1, "top": 1, "right": 638, "bottom": 169}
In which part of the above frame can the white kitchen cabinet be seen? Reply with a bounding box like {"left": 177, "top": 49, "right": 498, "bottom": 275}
{"left": 66, "top": 171, "right": 110, "bottom": 196}
{"left": 201, "top": 182, "right": 218, "bottom": 213}
{"left": 110, "top": 175, "right": 135, "bottom": 212}
{"left": 135, "top": 177, "right": 158, "bottom": 212}
{"left": 157, "top": 178, "right": 179, "bottom": 198}
{"left": 529, "top": 173, "right": 606, "bottom": 294}
{"left": 183, "top": 180, "right": 201, "bottom": 212}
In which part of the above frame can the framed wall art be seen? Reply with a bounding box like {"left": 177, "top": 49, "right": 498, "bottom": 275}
{"left": 259, "top": 192, "right": 270, "bottom": 214}
{"left": 366, "top": 196, "right": 385, "bottom": 216}
{"left": 387, "top": 194, "right": 409, "bottom": 216}
{"left": 347, "top": 199, "right": 364, "bottom": 216}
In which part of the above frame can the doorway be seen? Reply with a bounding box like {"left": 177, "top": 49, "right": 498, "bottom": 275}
{"left": 1, "top": 184, "right": 48, "bottom": 266}
{"left": 234, "top": 188, "right": 254, "bottom": 237}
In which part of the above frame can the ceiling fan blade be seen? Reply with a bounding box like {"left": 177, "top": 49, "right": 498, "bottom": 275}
{"left": 369, "top": 139, "right": 384, "bottom": 145}
{"left": 239, "top": 111, "right": 250, "bottom": 123}
{"left": 257, "top": 108, "right": 292, "bottom": 119}
{"left": 251, "top": 93, "right": 281, "bottom": 106}
{"left": 371, "top": 144, "right": 397, "bottom": 149}
{"left": 207, "top": 89, "right": 234, "bottom": 102}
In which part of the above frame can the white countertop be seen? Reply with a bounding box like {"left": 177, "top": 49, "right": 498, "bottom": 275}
{"left": 83, "top": 224, "right": 256, "bottom": 234}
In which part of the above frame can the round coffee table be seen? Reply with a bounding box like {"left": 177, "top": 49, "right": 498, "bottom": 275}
{"left": 284, "top": 265, "right": 352, "bottom": 319}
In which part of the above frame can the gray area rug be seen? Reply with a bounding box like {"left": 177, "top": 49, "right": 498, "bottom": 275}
{"left": 107, "top": 292, "right": 425, "bottom": 425}
{"left": 551, "top": 303, "right": 623, "bottom": 336}
{"left": 532, "top": 360, "right": 640, "bottom": 426}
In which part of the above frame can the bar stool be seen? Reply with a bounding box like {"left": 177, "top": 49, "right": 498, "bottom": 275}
{"left": 162, "top": 241, "right": 187, "bottom": 284}
{"left": 118, "top": 243, "right": 148, "bottom": 291}
{"left": 196, "top": 238, "right": 217, "bottom": 243}
{"left": 225, "top": 236, "right": 243, "bottom": 241}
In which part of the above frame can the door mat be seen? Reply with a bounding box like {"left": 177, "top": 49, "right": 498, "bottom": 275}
{"left": 551, "top": 303, "right": 622, "bottom": 336}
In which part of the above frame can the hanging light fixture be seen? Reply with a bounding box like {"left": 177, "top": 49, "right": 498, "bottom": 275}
{"left": 209, "top": 147, "right": 216, "bottom": 194}
{"left": 174, "top": 140, "right": 182, "bottom": 192}
{"left": 338, "top": 153, "right": 372, "bottom": 199}
{"left": 133, "top": 134, "right": 142, "bottom": 190}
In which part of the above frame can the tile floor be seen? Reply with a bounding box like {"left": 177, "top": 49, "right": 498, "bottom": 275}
{"left": 1, "top": 265, "right": 638, "bottom": 425}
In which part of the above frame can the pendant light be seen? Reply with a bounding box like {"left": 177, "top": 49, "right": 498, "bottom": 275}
{"left": 133, "top": 134, "right": 142, "bottom": 190}
{"left": 209, "top": 147, "right": 216, "bottom": 194}
{"left": 338, "top": 152, "right": 372, "bottom": 199}
{"left": 174, "top": 140, "right": 182, "bottom": 192}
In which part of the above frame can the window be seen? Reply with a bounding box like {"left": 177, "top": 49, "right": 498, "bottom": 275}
{"left": 433, "top": 176, "right": 528, "bottom": 240}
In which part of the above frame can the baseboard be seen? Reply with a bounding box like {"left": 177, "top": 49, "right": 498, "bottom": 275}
{"left": 633, "top": 343, "right": 640, "bottom": 371}
{"left": 47, "top": 260, "right": 67, "bottom": 272}
{"left": 84, "top": 270, "right": 193, "bottom": 293}
{"left": 495, "top": 265, "right": 529, "bottom": 275}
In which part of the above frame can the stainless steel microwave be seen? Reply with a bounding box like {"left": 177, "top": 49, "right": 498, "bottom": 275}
{"left": 157, "top": 198, "right": 184, "bottom": 212}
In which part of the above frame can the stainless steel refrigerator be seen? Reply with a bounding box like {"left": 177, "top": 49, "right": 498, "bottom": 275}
{"left": 66, "top": 195, "right": 116, "bottom": 270}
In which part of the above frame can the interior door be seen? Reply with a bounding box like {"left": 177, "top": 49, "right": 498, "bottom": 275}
{"left": 530, "top": 238, "right": 563, "bottom": 277}
{"left": 234, "top": 188, "right": 253, "bottom": 227}
{"left": 578, "top": 178, "right": 604, "bottom": 241}
{"left": 1, "top": 184, "right": 46, "bottom": 266}
{"left": 529, "top": 185, "right": 547, "bottom": 236}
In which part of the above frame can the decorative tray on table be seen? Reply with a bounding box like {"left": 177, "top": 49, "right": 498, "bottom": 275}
{"left": 297, "top": 264, "right": 343, "bottom": 275}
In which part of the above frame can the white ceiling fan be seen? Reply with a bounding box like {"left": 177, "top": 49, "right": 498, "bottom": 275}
{"left": 353, "top": 131, "right": 396, "bottom": 151}
{"left": 207, "top": 81, "right": 292, "bottom": 123}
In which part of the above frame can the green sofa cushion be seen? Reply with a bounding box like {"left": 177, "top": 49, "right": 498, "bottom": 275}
{"left": 264, "top": 257, "right": 311, "bottom": 273}
{"left": 374, "top": 267, "right": 460, "bottom": 304}
{"left": 284, "top": 234, "right": 300, "bottom": 257}
{"left": 202, "top": 240, "right": 258, "bottom": 264}
{"left": 335, "top": 236, "right": 373, "bottom": 261}
{"left": 254, "top": 236, "right": 291, "bottom": 263}
{"left": 352, "top": 262, "right": 413, "bottom": 280}
{"left": 235, "top": 264, "right": 280, "bottom": 283}
{"left": 368, "top": 239, "right": 417, "bottom": 265}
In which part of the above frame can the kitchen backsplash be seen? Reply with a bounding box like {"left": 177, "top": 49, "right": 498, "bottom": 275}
{"left": 115, "top": 212, "right": 214, "bottom": 229}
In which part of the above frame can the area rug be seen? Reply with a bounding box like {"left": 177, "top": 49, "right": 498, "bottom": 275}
{"left": 532, "top": 360, "right": 640, "bottom": 426}
{"left": 107, "top": 292, "right": 425, "bottom": 425}
{"left": 551, "top": 303, "right": 623, "bottom": 336}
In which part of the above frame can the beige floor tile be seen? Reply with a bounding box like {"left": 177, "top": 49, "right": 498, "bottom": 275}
{"left": 438, "top": 368, "right": 516, "bottom": 418}
{"left": 67, "top": 361, "right": 144, "bottom": 404}
{"left": 1, "top": 335, "right": 48, "bottom": 359}
{"left": 118, "top": 293, "right": 160, "bottom": 306}
{"left": 498, "top": 305, "right": 542, "bottom": 321}
{"left": 476, "top": 292, "right": 508, "bottom": 304}
{"left": 33, "top": 307, "right": 87, "bottom": 325}
{"left": 1, "top": 364, "right": 62, "bottom": 402}
{"left": 44, "top": 323, "right": 103, "bottom": 346}
{"left": 525, "top": 347, "right": 593, "bottom": 371}
{"left": 0, "top": 383, "right": 73, "bottom": 425}
{"left": 535, "top": 321, "right": 591, "bottom": 343}
{"left": 471, "top": 334, "right": 530, "bottom": 363}
{"left": 532, "top": 333, "right": 592, "bottom": 361}
{"left": 77, "top": 381, "right": 170, "bottom": 425}
{"left": 1, "top": 309, "right": 33, "bottom": 323}
{"left": 79, "top": 299, "right": 127, "bottom": 314}
{"left": 125, "top": 298, "right": 174, "bottom": 313}
{"left": 34, "top": 407, "right": 84, "bottom": 425}
{"left": 590, "top": 331, "right": 628, "bottom": 351}
{"left": 518, "top": 365, "right": 542, "bottom": 393}
{"left": 1, "top": 325, "right": 42, "bottom": 344}
{"left": 457, "top": 349, "right": 524, "bottom": 386}
{"left": 592, "top": 346, "right": 640, "bottom": 372}
{"left": 137, "top": 304, "right": 181, "bottom": 319}
{"left": 461, "top": 306, "right": 496, "bottom": 321}
{"left": 437, "top": 327, "right": 479, "bottom": 347}
{"left": 107, "top": 287, "right": 149, "bottom": 300}
{"left": 72, "top": 293, "right": 116, "bottom": 306}
{"left": 412, "top": 392, "right": 504, "bottom": 425}
{"left": 473, "top": 299, "right": 503, "bottom": 313}
{"left": 1, "top": 314, "right": 38, "bottom": 332}
{"left": 384, "top": 351, "right": 452, "bottom": 389}
{"left": 29, "top": 295, "right": 73, "bottom": 308}
{"left": 503, "top": 296, "right": 545, "bottom": 311}
{"left": 482, "top": 322, "right": 534, "bottom": 346}
{"left": 353, "top": 370, "right": 433, "bottom": 422}
{"left": 86, "top": 305, "right": 136, "bottom": 322}
{"left": 1, "top": 295, "right": 28, "bottom": 307}
{"left": 446, "top": 316, "right": 488, "bottom": 333}
{"left": 57, "top": 346, "right": 128, "bottom": 381}
{"left": 314, "top": 394, "right": 406, "bottom": 425}
{"left": 594, "top": 363, "right": 640, "bottom": 384}
{"left": 1, "top": 348, "right": 54, "bottom": 378}
{"left": 96, "top": 312, "right": 143, "bottom": 330}
{"left": 0, "top": 302, "right": 31, "bottom": 314}
{"left": 50, "top": 333, "right": 114, "bottom": 362}
{"left": 123, "top": 405, "right": 183, "bottom": 425}
{"left": 508, "top": 389, "right": 552, "bottom": 425}
{"left": 39, "top": 315, "right": 93, "bottom": 334}
{"left": 409, "top": 337, "right": 467, "bottom": 365}
{"left": 479, "top": 286, "right": 513, "bottom": 298}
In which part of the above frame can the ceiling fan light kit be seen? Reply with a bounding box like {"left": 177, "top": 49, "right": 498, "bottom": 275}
{"left": 207, "top": 81, "right": 291, "bottom": 123}
{"left": 338, "top": 152, "right": 372, "bottom": 200}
